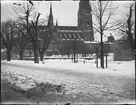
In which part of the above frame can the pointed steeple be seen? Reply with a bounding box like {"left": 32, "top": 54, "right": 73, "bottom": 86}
{"left": 54, "top": 19, "right": 58, "bottom": 31}
{"left": 56, "top": 19, "right": 58, "bottom": 27}
{"left": 47, "top": 2, "right": 54, "bottom": 31}
{"left": 50, "top": 2, "right": 53, "bottom": 17}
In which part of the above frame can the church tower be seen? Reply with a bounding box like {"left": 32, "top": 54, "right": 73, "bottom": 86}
{"left": 78, "top": 0, "right": 94, "bottom": 41}
{"left": 47, "top": 3, "right": 54, "bottom": 31}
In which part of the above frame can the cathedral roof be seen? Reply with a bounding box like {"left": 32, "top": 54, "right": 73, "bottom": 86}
{"left": 38, "top": 25, "right": 81, "bottom": 32}
{"left": 38, "top": 25, "right": 84, "bottom": 41}
{"left": 57, "top": 26, "right": 78, "bottom": 30}
{"left": 58, "top": 31, "right": 84, "bottom": 41}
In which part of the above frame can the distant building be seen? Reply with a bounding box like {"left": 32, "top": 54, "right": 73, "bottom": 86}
{"left": 45, "top": 26, "right": 85, "bottom": 56}
{"left": 44, "top": 0, "right": 94, "bottom": 56}
{"left": 113, "top": 39, "right": 134, "bottom": 61}
{"left": 78, "top": 0, "right": 94, "bottom": 41}
{"left": 107, "top": 33, "right": 115, "bottom": 43}
{"left": 83, "top": 41, "right": 114, "bottom": 54}
{"left": 25, "top": 0, "right": 114, "bottom": 57}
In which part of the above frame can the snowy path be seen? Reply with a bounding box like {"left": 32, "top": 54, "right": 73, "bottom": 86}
{"left": 1, "top": 61, "right": 135, "bottom": 104}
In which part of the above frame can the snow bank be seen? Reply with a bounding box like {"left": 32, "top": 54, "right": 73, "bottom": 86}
{"left": 1, "top": 58, "right": 135, "bottom": 77}
{"left": 1, "top": 59, "right": 135, "bottom": 104}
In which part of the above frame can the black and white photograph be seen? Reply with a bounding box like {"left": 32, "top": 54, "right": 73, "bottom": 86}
{"left": 1, "top": 0, "right": 135, "bottom": 104}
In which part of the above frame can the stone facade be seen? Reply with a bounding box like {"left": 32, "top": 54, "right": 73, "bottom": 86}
{"left": 78, "top": 0, "right": 94, "bottom": 41}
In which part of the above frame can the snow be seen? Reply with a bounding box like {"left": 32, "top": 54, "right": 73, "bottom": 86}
{"left": 2, "top": 56, "right": 134, "bottom": 76}
{"left": 1, "top": 57, "right": 134, "bottom": 89}
{"left": 1, "top": 54, "right": 135, "bottom": 103}
{"left": 84, "top": 41, "right": 98, "bottom": 43}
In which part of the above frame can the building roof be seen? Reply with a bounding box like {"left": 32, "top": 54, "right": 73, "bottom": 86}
{"left": 38, "top": 25, "right": 84, "bottom": 41}
{"left": 58, "top": 31, "right": 84, "bottom": 41}
{"left": 84, "top": 41, "right": 98, "bottom": 43}
{"left": 38, "top": 25, "right": 79, "bottom": 30}
{"left": 57, "top": 26, "right": 78, "bottom": 30}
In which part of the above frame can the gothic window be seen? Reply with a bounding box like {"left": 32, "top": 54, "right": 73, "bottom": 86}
{"left": 64, "top": 34, "right": 67, "bottom": 39}
{"left": 71, "top": 34, "right": 74, "bottom": 39}
{"left": 68, "top": 34, "right": 71, "bottom": 39}
{"left": 64, "top": 34, "right": 67, "bottom": 40}
{"left": 75, "top": 34, "right": 78, "bottom": 39}
{"left": 73, "top": 34, "right": 76, "bottom": 39}
{"left": 78, "top": 34, "right": 81, "bottom": 39}
{"left": 67, "top": 34, "right": 70, "bottom": 39}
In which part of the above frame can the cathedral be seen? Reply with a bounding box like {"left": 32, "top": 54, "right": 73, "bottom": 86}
{"left": 41, "top": 0, "right": 95, "bottom": 56}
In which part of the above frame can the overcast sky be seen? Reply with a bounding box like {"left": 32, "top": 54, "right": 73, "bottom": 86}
{"left": 1, "top": 1, "right": 134, "bottom": 41}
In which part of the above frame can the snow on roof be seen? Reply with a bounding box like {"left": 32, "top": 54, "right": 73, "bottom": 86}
{"left": 84, "top": 41, "right": 99, "bottom": 43}
{"left": 83, "top": 41, "right": 114, "bottom": 44}
{"left": 58, "top": 32, "right": 83, "bottom": 41}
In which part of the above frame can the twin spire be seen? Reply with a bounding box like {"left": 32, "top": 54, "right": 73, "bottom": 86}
{"left": 47, "top": 3, "right": 58, "bottom": 31}
{"left": 49, "top": 3, "right": 53, "bottom": 17}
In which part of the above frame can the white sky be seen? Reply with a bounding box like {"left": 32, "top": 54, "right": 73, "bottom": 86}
{"left": 1, "top": 1, "right": 135, "bottom": 41}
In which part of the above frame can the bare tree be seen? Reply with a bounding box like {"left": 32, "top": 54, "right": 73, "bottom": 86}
{"left": 37, "top": 4, "right": 55, "bottom": 61}
{"left": 13, "top": 2, "right": 41, "bottom": 63}
{"left": 118, "top": 3, "right": 135, "bottom": 53}
{"left": 1, "top": 20, "right": 17, "bottom": 61}
{"left": 25, "top": 42, "right": 34, "bottom": 57}
{"left": 92, "top": 1, "right": 118, "bottom": 68}
{"left": 14, "top": 21, "right": 28, "bottom": 60}
{"left": 29, "top": 12, "right": 41, "bottom": 63}
{"left": 38, "top": 28, "right": 53, "bottom": 61}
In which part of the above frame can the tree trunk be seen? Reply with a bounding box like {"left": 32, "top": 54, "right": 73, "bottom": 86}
{"left": 99, "top": 1, "right": 104, "bottom": 69}
{"left": 67, "top": 52, "right": 69, "bottom": 57}
{"left": 127, "top": 31, "right": 134, "bottom": 53}
{"left": 100, "top": 41, "right": 104, "bottom": 68}
{"left": 73, "top": 51, "right": 76, "bottom": 63}
{"left": 7, "top": 50, "right": 11, "bottom": 61}
{"left": 28, "top": 50, "right": 32, "bottom": 57}
{"left": 127, "top": 4, "right": 134, "bottom": 53}
{"left": 30, "top": 52, "right": 32, "bottom": 57}
{"left": 39, "top": 52, "right": 44, "bottom": 61}
{"left": 73, "top": 41, "right": 76, "bottom": 63}
{"left": 19, "top": 51, "right": 23, "bottom": 60}
{"left": 33, "top": 43, "right": 39, "bottom": 63}
{"left": 82, "top": 52, "right": 84, "bottom": 57}
{"left": 61, "top": 52, "right": 63, "bottom": 57}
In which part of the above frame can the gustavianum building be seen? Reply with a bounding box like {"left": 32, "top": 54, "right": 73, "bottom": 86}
{"left": 40, "top": 0, "right": 95, "bottom": 56}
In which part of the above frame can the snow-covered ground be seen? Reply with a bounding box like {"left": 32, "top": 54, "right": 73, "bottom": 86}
{"left": 2, "top": 56, "right": 134, "bottom": 76}
{"left": 1, "top": 55, "right": 135, "bottom": 104}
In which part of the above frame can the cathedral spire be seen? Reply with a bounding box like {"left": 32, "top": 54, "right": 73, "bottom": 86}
{"left": 47, "top": 2, "right": 54, "bottom": 31}
{"left": 56, "top": 19, "right": 58, "bottom": 27}
{"left": 50, "top": 2, "right": 53, "bottom": 17}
